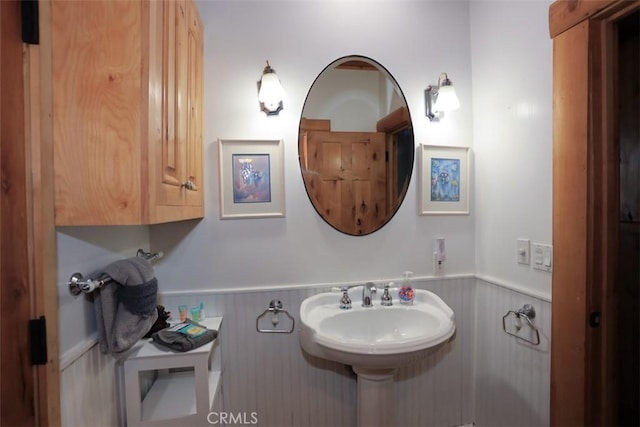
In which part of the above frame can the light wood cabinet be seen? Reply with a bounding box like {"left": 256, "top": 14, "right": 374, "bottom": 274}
{"left": 51, "top": 0, "right": 203, "bottom": 225}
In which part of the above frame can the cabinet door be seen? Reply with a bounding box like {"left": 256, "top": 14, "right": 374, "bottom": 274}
{"left": 158, "top": 0, "right": 186, "bottom": 206}
{"left": 185, "top": 0, "right": 204, "bottom": 206}
{"left": 51, "top": 0, "right": 202, "bottom": 225}
{"left": 150, "top": 0, "right": 203, "bottom": 222}
{"left": 53, "top": 0, "right": 144, "bottom": 225}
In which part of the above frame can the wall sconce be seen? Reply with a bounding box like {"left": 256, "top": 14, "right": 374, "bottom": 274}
{"left": 425, "top": 72, "right": 460, "bottom": 121}
{"left": 257, "top": 61, "right": 285, "bottom": 116}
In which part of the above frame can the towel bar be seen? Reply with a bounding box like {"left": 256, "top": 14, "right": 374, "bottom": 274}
{"left": 68, "top": 249, "right": 163, "bottom": 296}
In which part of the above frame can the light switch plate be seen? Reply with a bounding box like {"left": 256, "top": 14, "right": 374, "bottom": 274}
{"left": 532, "top": 243, "right": 553, "bottom": 272}
{"left": 517, "top": 239, "right": 531, "bottom": 265}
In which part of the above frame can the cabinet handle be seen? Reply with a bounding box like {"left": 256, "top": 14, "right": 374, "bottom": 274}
{"left": 181, "top": 180, "right": 197, "bottom": 191}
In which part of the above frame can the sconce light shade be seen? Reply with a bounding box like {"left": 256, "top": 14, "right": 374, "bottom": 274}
{"left": 258, "top": 61, "right": 285, "bottom": 116}
{"left": 425, "top": 72, "right": 460, "bottom": 121}
{"left": 433, "top": 83, "right": 460, "bottom": 111}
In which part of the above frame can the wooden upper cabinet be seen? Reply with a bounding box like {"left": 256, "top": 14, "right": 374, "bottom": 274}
{"left": 186, "top": 0, "right": 204, "bottom": 208}
{"left": 52, "top": 0, "right": 204, "bottom": 225}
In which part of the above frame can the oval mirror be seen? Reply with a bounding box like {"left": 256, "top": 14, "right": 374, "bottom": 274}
{"left": 299, "top": 55, "right": 414, "bottom": 236}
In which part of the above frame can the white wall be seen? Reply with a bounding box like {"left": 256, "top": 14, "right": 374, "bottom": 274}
{"left": 470, "top": 0, "right": 553, "bottom": 299}
{"left": 469, "top": 2, "right": 552, "bottom": 425}
{"left": 150, "top": 0, "right": 476, "bottom": 291}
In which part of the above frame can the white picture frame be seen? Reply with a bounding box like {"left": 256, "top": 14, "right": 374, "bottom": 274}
{"left": 218, "top": 139, "right": 285, "bottom": 219}
{"left": 419, "top": 145, "right": 470, "bottom": 215}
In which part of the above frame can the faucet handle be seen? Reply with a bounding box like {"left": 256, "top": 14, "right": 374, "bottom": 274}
{"left": 339, "top": 288, "right": 352, "bottom": 310}
{"left": 381, "top": 282, "right": 393, "bottom": 306}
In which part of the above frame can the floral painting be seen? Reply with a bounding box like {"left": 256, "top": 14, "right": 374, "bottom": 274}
{"left": 218, "top": 139, "right": 285, "bottom": 219}
{"left": 430, "top": 158, "right": 460, "bottom": 202}
{"left": 420, "top": 145, "right": 470, "bottom": 215}
{"left": 232, "top": 154, "right": 271, "bottom": 203}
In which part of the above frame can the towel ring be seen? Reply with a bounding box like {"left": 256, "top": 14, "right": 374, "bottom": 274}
{"left": 256, "top": 299, "right": 295, "bottom": 334}
{"left": 502, "top": 304, "right": 540, "bottom": 346}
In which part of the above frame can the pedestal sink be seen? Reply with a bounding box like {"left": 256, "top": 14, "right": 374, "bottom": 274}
{"left": 299, "top": 285, "right": 455, "bottom": 426}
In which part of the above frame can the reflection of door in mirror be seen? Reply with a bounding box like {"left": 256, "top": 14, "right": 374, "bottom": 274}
{"left": 300, "top": 106, "right": 412, "bottom": 236}
{"left": 299, "top": 55, "right": 414, "bottom": 236}
{"left": 300, "top": 119, "right": 387, "bottom": 235}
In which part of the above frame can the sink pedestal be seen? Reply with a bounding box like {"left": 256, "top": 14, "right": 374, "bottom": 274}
{"left": 352, "top": 367, "right": 398, "bottom": 427}
{"left": 300, "top": 288, "right": 456, "bottom": 426}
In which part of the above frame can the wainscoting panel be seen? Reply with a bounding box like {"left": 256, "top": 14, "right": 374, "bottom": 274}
{"left": 217, "top": 287, "right": 357, "bottom": 427}
{"left": 473, "top": 278, "right": 551, "bottom": 427}
{"left": 164, "top": 286, "right": 358, "bottom": 426}
{"left": 60, "top": 343, "right": 119, "bottom": 426}
{"left": 395, "top": 276, "right": 476, "bottom": 426}
{"left": 60, "top": 276, "right": 552, "bottom": 427}
{"left": 161, "top": 276, "right": 475, "bottom": 427}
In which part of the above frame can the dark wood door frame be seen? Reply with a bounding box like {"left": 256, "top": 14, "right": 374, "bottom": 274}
{"left": 1, "top": 0, "right": 60, "bottom": 425}
{"left": 549, "top": 1, "right": 640, "bottom": 425}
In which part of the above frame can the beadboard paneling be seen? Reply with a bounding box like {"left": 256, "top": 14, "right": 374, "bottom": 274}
{"left": 160, "top": 276, "right": 475, "bottom": 427}
{"left": 60, "top": 344, "right": 119, "bottom": 427}
{"left": 60, "top": 276, "right": 550, "bottom": 427}
{"left": 395, "top": 277, "right": 476, "bottom": 426}
{"left": 164, "top": 286, "right": 357, "bottom": 427}
{"left": 474, "top": 278, "right": 551, "bottom": 427}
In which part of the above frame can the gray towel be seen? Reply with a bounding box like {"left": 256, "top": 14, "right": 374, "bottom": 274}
{"left": 152, "top": 320, "right": 218, "bottom": 352}
{"left": 92, "top": 257, "right": 159, "bottom": 355}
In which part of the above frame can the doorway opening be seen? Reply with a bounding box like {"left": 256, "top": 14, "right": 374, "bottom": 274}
{"left": 615, "top": 9, "right": 639, "bottom": 426}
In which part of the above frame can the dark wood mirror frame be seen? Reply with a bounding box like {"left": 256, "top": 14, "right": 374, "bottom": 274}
{"left": 298, "top": 55, "right": 414, "bottom": 236}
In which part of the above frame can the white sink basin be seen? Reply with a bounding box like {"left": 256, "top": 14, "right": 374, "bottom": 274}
{"left": 300, "top": 286, "right": 455, "bottom": 370}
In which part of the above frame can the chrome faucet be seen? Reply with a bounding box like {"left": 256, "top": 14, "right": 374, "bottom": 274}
{"left": 362, "top": 282, "right": 377, "bottom": 308}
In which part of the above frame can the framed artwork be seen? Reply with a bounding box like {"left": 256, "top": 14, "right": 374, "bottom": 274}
{"left": 419, "top": 145, "right": 470, "bottom": 215}
{"left": 218, "top": 139, "right": 285, "bottom": 219}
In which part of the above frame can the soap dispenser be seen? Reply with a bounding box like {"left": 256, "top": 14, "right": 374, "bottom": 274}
{"left": 399, "top": 271, "right": 414, "bottom": 305}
